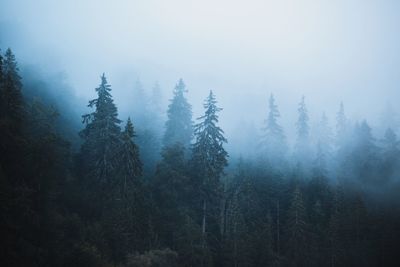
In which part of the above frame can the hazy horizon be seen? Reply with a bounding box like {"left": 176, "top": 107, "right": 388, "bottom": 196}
{"left": 1, "top": 0, "right": 400, "bottom": 155}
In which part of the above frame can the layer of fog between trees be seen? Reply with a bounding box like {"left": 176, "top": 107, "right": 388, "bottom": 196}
{"left": 2, "top": 47, "right": 400, "bottom": 266}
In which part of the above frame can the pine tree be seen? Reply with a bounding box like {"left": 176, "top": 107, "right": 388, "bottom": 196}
{"left": 1, "top": 48, "right": 24, "bottom": 129}
{"left": 191, "top": 90, "right": 228, "bottom": 262}
{"left": 117, "top": 117, "right": 142, "bottom": 191}
{"left": 163, "top": 79, "right": 193, "bottom": 151}
{"left": 261, "top": 94, "right": 287, "bottom": 170}
{"left": 294, "top": 96, "right": 311, "bottom": 173}
{"left": 79, "top": 73, "right": 122, "bottom": 189}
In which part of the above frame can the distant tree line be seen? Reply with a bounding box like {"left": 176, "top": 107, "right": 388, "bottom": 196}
{"left": 1, "top": 49, "right": 400, "bottom": 267}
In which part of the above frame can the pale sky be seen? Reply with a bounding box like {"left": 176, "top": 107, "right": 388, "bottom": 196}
{"left": 1, "top": 0, "right": 400, "bottom": 148}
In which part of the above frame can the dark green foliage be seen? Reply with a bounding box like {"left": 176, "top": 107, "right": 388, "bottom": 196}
{"left": 285, "top": 186, "right": 309, "bottom": 266}
{"left": 2, "top": 48, "right": 400, "bottom": 267}
{"left": 192, "top": 90, "right": 228, "bottom": 185}
{"left": 79, "top": 73, "right": 122, "bottom": 188}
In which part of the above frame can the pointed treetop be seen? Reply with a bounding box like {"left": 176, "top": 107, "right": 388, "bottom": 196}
{"left": 124, "top": 117, "right": 136, "bottom": 138}
{"left": 175, "top": 78, "right": 186, "bottom": 94}
{"left": 296, "top": 96, "right": 309, "bottom": 140}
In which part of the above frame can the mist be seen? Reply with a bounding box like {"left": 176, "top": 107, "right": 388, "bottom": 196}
{"left": 1, "top": 1, "right": 400, "bottom": 266}
{"left": 2, "top": 0, "right": 400, "bottom": 145}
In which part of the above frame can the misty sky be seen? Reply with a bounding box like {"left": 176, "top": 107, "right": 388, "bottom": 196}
{"left": 1, "top": 0, "right": 400, "bottom": 148}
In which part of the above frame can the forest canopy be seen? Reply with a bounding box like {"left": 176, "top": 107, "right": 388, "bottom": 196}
{"left": 1, "top": 48, "right": 400, "bottom": 267}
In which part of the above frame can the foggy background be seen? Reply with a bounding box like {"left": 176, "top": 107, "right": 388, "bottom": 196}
{"left": 1, "top": 0, "right": 400, "bottom": 156}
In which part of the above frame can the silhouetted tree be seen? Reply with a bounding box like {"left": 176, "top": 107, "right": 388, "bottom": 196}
{"left": 261, "top": 94, "right": 287, "bottom": 171}
{"left": 163, "top": 79, "right": 193, "bottom": 153}
{"left": 191, "top": 90, "right": 228, "bottom": 265}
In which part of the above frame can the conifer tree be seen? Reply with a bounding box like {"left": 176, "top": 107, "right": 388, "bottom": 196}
{"left": 191, "top": 90, "right": 228, "bottom": 260}
{"left": 1, "top": 48, "right": 23, "bottom": 129}
{"left": 163, "top": 79, "right": 193, "bottom": 151}
{"left": 261, "top": 94, "right": 287, "bottom": 170}
{"left": 118, "top": 117, "right": 142, "bottom": 191}
{"left": 80, "top": 74, "right": 122, "bottom": 188}
{"left": 294, "top": 96, "right": 311, "bottom": 173}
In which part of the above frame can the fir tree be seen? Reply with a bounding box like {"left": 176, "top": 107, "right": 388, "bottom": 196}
{"left": 261, "top": 94, "right": 287, "bottom": 170}
{"left": 117, "top": 117, "right": 142, "bottom": 191}
{"left": 79, "top": 73, "right": 122, "bottom": 188}
{"left": 1, "top": 48, "right": 23, "bottom": 128}
{"left": 294, "top": 96, "right": 311, "bottom": 174}
{"left": 191, "top": 90, "right": 228, "bottom": 261}
{"left": 163, "top": 79, "right": 193, "bottom": 151}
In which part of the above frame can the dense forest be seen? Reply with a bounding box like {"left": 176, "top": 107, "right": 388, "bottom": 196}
{"left": 1, "top": 48, "right": 400, "bottom": 267}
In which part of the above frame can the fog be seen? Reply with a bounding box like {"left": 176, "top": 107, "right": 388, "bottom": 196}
{"left": 3, "top": 1, "right": 400, "bottom": 265}
{"left": 1, "top": 0, "right": 400, "bottom": 155}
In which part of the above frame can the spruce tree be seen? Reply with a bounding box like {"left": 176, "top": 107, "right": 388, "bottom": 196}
{"left": 261, "top": 94, "right": 287, "bottom": 170}
{"left": 191, "top": 90, "right": 228, "bottom": 262}
{"left": 79, "top": 73, "right": 122, "bottom": 188}
{"left": 1, "top": 48, "right": 23, "bottom": 129}
{"left": 163, "top": 79, "right": 193, "bottom": 151}
{"left": 294, "top": 96, "right": 311, "bottom": 173}
{"left": 118, "top": 117, "right": 142, "bottom": 191}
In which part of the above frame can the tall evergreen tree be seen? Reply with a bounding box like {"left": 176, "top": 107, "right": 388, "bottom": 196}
{"left": 294, "top": 96, "right": 311, "bottom": 173}
{"left": 1, "top": 48, "right": 23, "bottom": 129}
{"left": 79, "top": 73, "right": 122, "bottom": 190}
{"left": 191, "top": 90, "right": 228, "bottom": 264}
{"left": 118, "top": 117, "right": 142, "bottom": 191}
{"left": 261, "top": 94, "right": 287, "bottom": 170}
{"left": 163, "top": 79, "right": 193, "bottom": 151}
